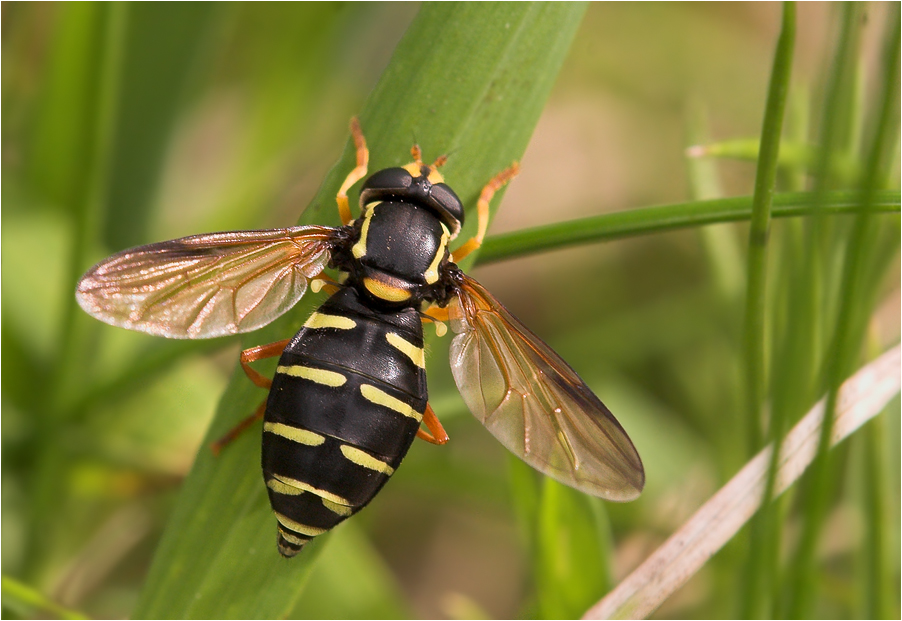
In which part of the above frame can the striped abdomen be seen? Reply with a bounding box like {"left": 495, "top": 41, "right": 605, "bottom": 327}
{"left": 262, "top": 287, "right": 427, "bottom": 556}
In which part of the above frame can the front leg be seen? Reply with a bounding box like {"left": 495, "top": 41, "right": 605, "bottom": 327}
{"left": 336, "top": 117, "right": 370, "bottom": 226}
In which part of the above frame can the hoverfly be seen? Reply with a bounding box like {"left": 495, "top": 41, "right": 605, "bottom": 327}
{"left": 76, "top": 119, "right": 644, "bottom": 557}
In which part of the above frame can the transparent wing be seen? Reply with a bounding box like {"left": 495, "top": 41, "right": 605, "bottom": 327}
{"left": 76, "top": 226, "right": 336, "bottom": 339}
{"left": 448, "top": 273, "right": 644, "bottom": 500}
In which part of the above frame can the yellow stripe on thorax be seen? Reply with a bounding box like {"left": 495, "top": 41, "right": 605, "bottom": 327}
{"left": 339, "top": 444, "right": 395, "bottom": 475}
{"left": 423, "top": 223, "right": 450, "bottom": 285}
{"left": 276, "top": 365, "right": 346, "bottom": 387}
{"left": 351, "top": 203, "right": 377, "bottom": 259}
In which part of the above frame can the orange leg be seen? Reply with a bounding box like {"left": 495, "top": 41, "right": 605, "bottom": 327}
{"left": 211, "top": 400, "right": 267, "bottom": 455}
{"left": 336, "top": 117, "right": 370, "bottom": 226}
{"left": 416, "top": 403, "right": 449, "bottom": 445}
{"left": 422, "top": 305, "right": 450, "bottom": 322}
{"left": 212, "top": 339, "right": 290, "bottom": 453}
{"left": 240, "top": 339, "right": 290, "bottom": 389}
{"left": 451, "top": 162, "right": 520, "bottom": 263}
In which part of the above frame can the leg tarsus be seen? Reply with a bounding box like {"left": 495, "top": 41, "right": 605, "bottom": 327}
{"left": 416, "top": 403, "right": 449, "bottom": 445}
{"left": 217, "top": 338, "right": 289, "bottom": 454}
{"left": 241, "top": 339, "right": 290, "bottom": 389}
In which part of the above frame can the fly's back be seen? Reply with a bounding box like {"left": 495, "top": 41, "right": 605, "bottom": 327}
{"left": 262, "top": 160, "right": 462, "bottom": 556}
{"left": 332, "top": 163, "right": 465, "bottom": 308}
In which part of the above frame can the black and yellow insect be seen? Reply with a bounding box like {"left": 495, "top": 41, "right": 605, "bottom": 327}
{"left": 76, "top": 119, "right": 644, "bottom": 557}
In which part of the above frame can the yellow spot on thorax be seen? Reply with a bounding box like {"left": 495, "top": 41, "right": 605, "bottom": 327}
{"left": 363, "top": 277, "right": 411, "bottom": 302}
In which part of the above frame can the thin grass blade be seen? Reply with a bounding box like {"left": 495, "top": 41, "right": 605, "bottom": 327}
{"left": 583, "top": 345, "right": 901, "bottom": 620}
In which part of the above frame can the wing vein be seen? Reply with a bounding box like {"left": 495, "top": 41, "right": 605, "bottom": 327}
{"left": 448, "top": 273, "right": 644, "bottom": 501}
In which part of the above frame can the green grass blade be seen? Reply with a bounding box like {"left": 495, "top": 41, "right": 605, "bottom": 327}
{"left": 22, "top": 2, "right": 127, "bottom": 581}
{"left": 474, "top": 190, "right": 899, "bottom": 265}
{"left": 684, "top": 102, "right": 744, "bottom": 301}
{"left": 535, "top": 479, "right": 612, "bottom": 619}
{"left": 102, "top": 3, "right": 223, "bottom": 250}
{"left": 584, "top": 346, "right": 901, "bottom": 620}
{"left": 288, "top": 522, "right": 411, "bottom": 618}
{"left": 132, "top": 4, "right": 587, "bottom": 617}
{"left": 861, "top": 414, "right": 893, "bottom": 619}
{"left": 741, "top": 0, "right": 795, "bottom": 454}
{"left": 740, "top": 4, "right": 795, "bottom": 617}
{"left": 787, "top": 4, "right": 899, "bottom": 616}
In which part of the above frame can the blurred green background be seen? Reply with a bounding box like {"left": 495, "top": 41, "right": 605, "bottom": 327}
{"left": 2, "top": 3, "right": 899, "bottom": 619}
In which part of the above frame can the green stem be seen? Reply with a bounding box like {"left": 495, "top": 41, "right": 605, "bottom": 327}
{"left": 25, "top": 2, "right": 127, "bottom": 581}
{"left": 743, "top": 0, "right": 795, "bottom": 453}
{"left": 474, "top": 190, "right": 899, "bottom": 265}
{"left": 788, "top": 5, "right": 899, "bottom": 616}
{"left": 741, "top": 4, "right": 795, "bottom": 617}
{"left": 861, "top": 415, "right": 891, "bottom": 619}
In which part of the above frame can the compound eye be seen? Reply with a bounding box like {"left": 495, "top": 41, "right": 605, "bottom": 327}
{"left": 430, "top": 183, "right": 465, "bottom": 228}
{"left": 361, "top": 168, "right": 413, "bottom": 195}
